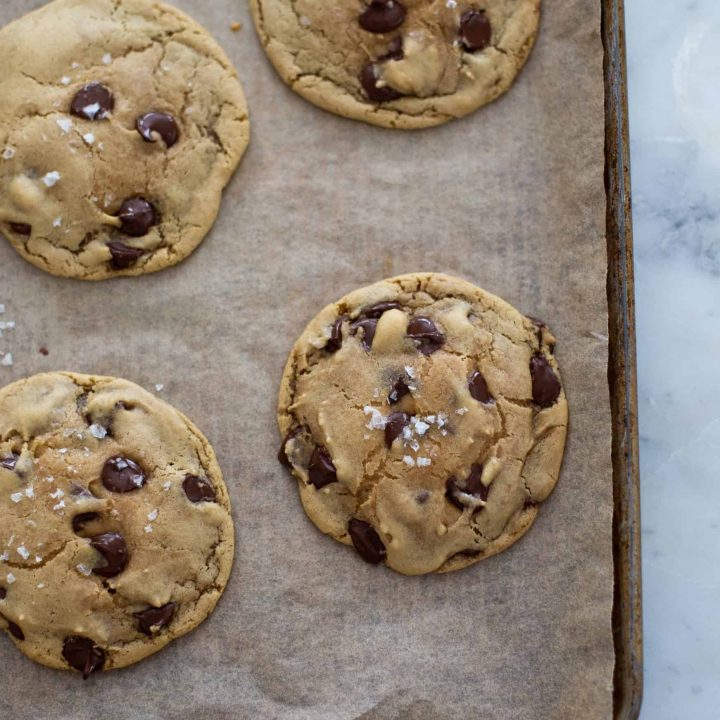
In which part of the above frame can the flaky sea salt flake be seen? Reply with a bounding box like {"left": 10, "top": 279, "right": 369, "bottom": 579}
{"left": 60, "top": 76, "right": 71, "bottom": 85}
{"left": 76, "top": 563, "right": 92, "bottom": 576}
{"left": 102, "top": 53, "right": 112, "bottom": 64}
{"left": 144, "top": 524, "right": 153, "bottom": 533}
{"left": 88, "top": 423, "right": 107, "bottom": 439}
{"left": 402, "top": 455, "right": 416, "bottom": 467}
{"left": 6, "top": 573, "right": 16, "bottom": 584}
{"left": 162, "top": 481, "right": 172, "bottom": 491}
{"left": 417, "top": 457, "right": 432, "bottom": 467}
{"left": 1, "top": 353, "right": 13, "bottom": 367}
{"left": 17, "top": 545, "right": 29, "bottom": 560}
{"left": 42, "top": 171, "right": 61, "bottom": 187}
{"left": 10, "top": 492, "right": 23, "bottom": 503}
{"left": 56, "top": 118, "right": 73, "bottom": 133}
{"left": 147, "top": 509, "right": 158, "bottom": 521}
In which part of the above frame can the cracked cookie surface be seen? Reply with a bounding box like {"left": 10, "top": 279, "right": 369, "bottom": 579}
{"left": 278, "top": 273, "right": 567, "bottom": 575}
{"left": 250, "top": 0, "right": 540, "bottom": 129}
{"left": 0, "top": 372, "right": 233, "bottom": 676}
{"left": 0, "top": 0, "right": 249, "bottom": 279}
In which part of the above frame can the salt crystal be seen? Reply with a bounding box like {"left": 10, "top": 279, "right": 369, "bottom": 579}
{"left": 88, "top": 423, "right": 107, "bottom": 439}
{"left": 446, "top": 0, "right": 458, "bottom": 7}
{"left": 410, "top": 440, "right": 420, "bottom": 452}
{"left": 49, "top": 489, "right": 64, "bottom": 499}
{"left": 155, "top": 383, "right": 164, "bottom": 392}
{"left": 364, "top": 406, "right": 387, "bottom": 430}
{"left": 56, "top": 118, "right": 73, "bottom": 133}
{"left": 6, "top": 573, "right": 16, "bottom": 584}
{"left": 25, "top": 486, "right": 34, "bottom": 498}
{"left": 10, "top": 492, "right": 23, "bottom": 503}
{"left": 60, "top": 76, "right": 71, "bottom": 85}
{"left": 0, "top": 304, "right": 4, "bottom": 313}
{"left": 53, "top": 217, "right": 62, "bottom": 228}
{"left": 42, "top": 171, "right": 61, "bottom": 187}
{"left": 0, "top": 551, "right": 8, "bottom": 562}
{"left": 144, "top": 524, "right": 153, "bottom": 533}
{"left": 37, "top": 583, "right": 46, "bottom": 589}
{"left": 17, "top": 545, "right": 29, "bottom": 560}
{"left": 437, "top": 412, "right": 448, "bottom": 426}
{"left": 34, "top": 556, "right": 42, "bottom": 563}
{"left": 83, "top": 102, "right": 101, "bottom": 118}
{"left": 299, "top": 15, "right": 311, "bottom": 26}
{"left": 162, "top": 481, "right": 171, "bottom": 491}
{"left": 404, "top": 366, "right": 416, "bottom": 379}
{"left": 1, "top": 353, "right": 13, "bottom": 366}
{"left": 58, "top": 448, "right": 68, "bottom": 454}
{"left": 44, "top": 475, "right": 54, "bottom": 483}
{"left": 2, "top": 147, "right": 15, "bottom": 160}
{"left": 402, "top": 455, "right": 416, "bottom": 467}
{"left": 147, "top": 509, "right": 158, "bottom": 521}
{"left": 102, "top": 53, "right": 112, "bottom": 64}
{"left": 455, "top": 408, "right": 468, "bottom": 415}
{"left": 417, "top": 457, "right": 432, "bottom": 467}
{"left": 53, "top": 500, "right": 66, "bottom": 511}
{"left": 76, "top": 564, "right": 92, "bottom": 576}
{"left": 413, "top": 419, "right": 430, "bottom": 436}
{"left": 83, "top": 133, "right": 95, "bottom": 145}
{"left": 71, "top": 62, "right": 80, "bottom": 69}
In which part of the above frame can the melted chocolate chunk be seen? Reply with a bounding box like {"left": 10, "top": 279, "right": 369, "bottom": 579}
{"left": 70, "top": 83, "right": 114, "bottom": 120}
{"left": 407, "top": 316, "right": 445, "bottom": 355}
{"left": 107, "top": 242, "right": 145, "bottom": 270}
{"left": 530, "top": 355, "right": 561, "bottom": 407}
{"left": 384, "top": 411, "right": 410, "bottom": 448}
{"left": 278, "top": 427, "right": 303, "bottom": 468}
{"left": 359, "top": 0, "right": 406, "bottom": 33}
{"left": 0, "top": 587, "right": 6, "bottom": 600}
{"left": 351, "top": 318, "right": 378, "bottom": 351}
{"left": 0, "top": 454, "right": 19, "bottom": 471}
{"left": 459, "top": 10, "right": 492, "bottom": 52}
{"left": 468, "top": 370, "right": 493, "bottom": 403}
{"left": 360, "top": 63, "right": 403, "bottom": 103}
{"left": 183, "top": 475, "right": 216, "bottom": 503}
{"left": 62, "top": 636, "right": 105, "bottom": 679}
{"left": 6, "top": 620, "right": 24, "bottom": 641}
{"left": 90, "top": 532, "right": 129, "bottom": 578}
{"left": 388, "top": 377, "right": 410, "bottom": 404}
{"left": 348, "top": 518, "right": 386, "bottom": 564}
{"left": 446, "top": 464, "right": 489, "bottom": 510}
{"left": 308, "top": 446, "right": 337, "bottom": 489}
{"left": 361, "top": 301, "right": 402, "bottom": 319}
{"left": 102, "top": 456, "right": 146, "bottom": 493}
{"left": 9, "top": 223, "right": 31, "bottom": 236}
{"left": 117, "top": 197, "right": 156, "bottom": 237}
{"left": 137, "top": 112, "right": 180, "bottom": 148}
{"left": 135, "top": 602, "right": 176, "bottom": 636}
{"left": 72, "top": 512, "right": 100, "bottom": 534}
{"left": 325, "top": 316, "right": 346, "bottom": 353}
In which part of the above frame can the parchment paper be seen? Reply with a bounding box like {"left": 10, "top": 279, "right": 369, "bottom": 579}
{"left": 0, "top": 1, "right": 614, "bottom": 718}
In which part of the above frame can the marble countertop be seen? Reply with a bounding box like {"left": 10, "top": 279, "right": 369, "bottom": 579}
{"left": 627, "top": 1, "right": 720, "bottom": 718}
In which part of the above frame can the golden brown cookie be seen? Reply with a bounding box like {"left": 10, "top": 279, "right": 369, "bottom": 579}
{"left": 0, "top": 372, "right": 233, "bottom": 676}
{"left": 278, "top": 273, "right": 567, "bottom": 575}
{"left": 0, "top": 0, "right": 249, "bottom": 279}
{"left": 250, "top": 0, "right": 540, "bottom": 129}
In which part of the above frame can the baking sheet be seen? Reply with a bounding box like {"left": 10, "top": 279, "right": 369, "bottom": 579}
{"left": 0, "top": 0, "right": 614, "bottom": 718}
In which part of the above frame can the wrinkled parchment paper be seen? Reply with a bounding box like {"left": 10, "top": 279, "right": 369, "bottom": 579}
{"left": 0, "top": 1, "right": 613, "bottom": 718}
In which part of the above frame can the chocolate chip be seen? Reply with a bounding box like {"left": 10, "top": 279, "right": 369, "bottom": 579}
{"left": 107, "top": 242, "right": 145, "bottom": 270}
{"left": 39, "top": 346, "right": 49, "bottom": 356}
{"left": 360, "top": 63, "right": 403, "bottom": 103}
{"left": 6, "top": 620, "right": 24, "bottom": 641}
{"left": 348, "top": 519, "right": 386, "bottom": 564}
{"left": 382, "top": 36, "right": 405, "bottom": 61}
{"left": 9, "top": 223, "right": 31, "bottom": 236}
{"left": 468, "top": 370, "right": 493, "bottom": 403}
{"left": 360, "top": 301, "right": 402, "bottom": 319}
{"left": 278, "top": 427, "right": 303, "bottom": 468}
{"left": 325, "top": 316, "right": 346, "bottom": 353}
{"left": 117, "top": 197, "right": 156, "bottom": 237}
{"left": 70, "top": 83, "right": 114, "bottom": 120}
{"left": 384, "top": 411, "right": 410, "bottom": 448}
{"left": 308, "top": 446, "right": 337, "bottom": 489}
{"left": 359, "top": 0, "right": 406, "bottom": 33}
{"left": 388, "top": 377, "right": 410, "bottom": 404}
{"left": 135, "top": 602, "right": 176, "bottom": 636}
{"left": 136, "top": 112, "right": 180, "bottom": 148}
{"left": 90, "top": 532, "right": 129, "bottom": 578}
{"left": 102, "top": 456, "right": 146, "bottom": 493}
{"left": 351, "top": 318, "right": 378, "bottom": 351}
{"left": 0, "top": 588, "right": 6, "bottom": 600}
{"left": 459, "top": 10, "right": 492, "bottom": 52}
{"left": 523, "top": 497, "right": 537, "bottom": 509}
{"left": 72, "top": 512, "right": 100, "bottom": 534}
{"left": 407, "top": 316, "right": 445, "bottom": 355}
{"left": 62, "top": 636, "right": 105, "bottom": 679}
{"left": 530, "top": 355, "right": 561, "bottom": 407}
{"left": 183, "top": 475, "right": 216, "bottom": 503}
{"left": 0, "top": 454, "right": 19, "bottom": 471}
{"left": 446, "top": 464, "right": 488, "bottom": 510}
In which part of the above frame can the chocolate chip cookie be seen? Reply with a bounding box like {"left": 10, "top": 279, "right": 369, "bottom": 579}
{"left": 250, "top": 0, "right": 540, "bottom": 129}
{"left": 0, "top": 372, "right": 233, "bottom": 676}
{"left": 0, "top": 0, "right": 249, "bottom": 279}
{"left": 278, "top": 273, "right": 567, "bottom": 575}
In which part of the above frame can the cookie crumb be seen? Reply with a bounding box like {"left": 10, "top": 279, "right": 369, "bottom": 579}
{"left": 39, "top": 347, "right": 49, "bottom": 356}
{"left": 230, "top": 21, "right": 242, "bottom": 31}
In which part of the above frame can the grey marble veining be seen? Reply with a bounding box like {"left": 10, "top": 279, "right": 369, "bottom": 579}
{"left": 627, "top": 1, "right": 720, "bottom": 718}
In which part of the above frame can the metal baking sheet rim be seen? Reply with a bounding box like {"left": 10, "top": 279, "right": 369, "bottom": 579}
{"left": 603, "top": 0, "right": 643, "bottom": 718}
